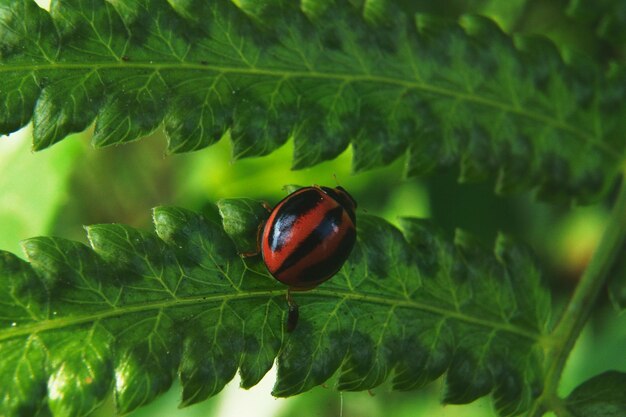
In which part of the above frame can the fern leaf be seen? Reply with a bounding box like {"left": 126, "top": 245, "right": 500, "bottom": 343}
{"left": 0, "top": 200, "right": 550, "bottom": 416}
{"left": 567, "top": 0, "right": 626, "bottom": 46}
{"left": 1, "top": 0, "right": 624, "bottom": 202}
{"left": 565, "top": 371, "right": 626, "bottom": 417}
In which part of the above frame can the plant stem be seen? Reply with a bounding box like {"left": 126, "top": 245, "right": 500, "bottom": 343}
{"left": 531, "top": 176, "right": 626, "bottom": 416}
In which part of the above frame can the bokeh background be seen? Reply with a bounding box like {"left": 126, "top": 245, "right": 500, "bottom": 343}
{"left": 2, "top": 0, "right": 625, "bottom": 416}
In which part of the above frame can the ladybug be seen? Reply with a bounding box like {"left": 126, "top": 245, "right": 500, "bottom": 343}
{"left": 260, "top": 185, "right": 357, "bottom": 331}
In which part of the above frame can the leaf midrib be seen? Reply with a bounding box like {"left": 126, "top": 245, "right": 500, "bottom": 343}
{"left": 0, "top": 286, "right": 542, "bottom": 342}
{"left": 1, "top": 61, "right": 612, "bottom": 157}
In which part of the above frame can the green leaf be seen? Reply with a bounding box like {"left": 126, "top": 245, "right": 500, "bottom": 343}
{"left": 609, "top": 275, "right": 626, "bottom": 312}
{"left": 217, "top": 197, "right": 270, "bottom": 254}
{"left": 608, "top": 241, "right": 626, "bottom": 312}
{"left": 0, "top": 200, "right": 550, "bottom": 416}
{"left": 567, "top": 0, "right": 626, "bottom": 46}
{"left": 565, "top": 371, "right": 626, "bottom": 417}
{"left": 1, "top": 0, "right": 624, "bottom": 203}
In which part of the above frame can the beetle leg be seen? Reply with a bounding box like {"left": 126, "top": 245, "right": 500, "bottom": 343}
{"left": 286, "top": 288, "right": 300, "bottom": 332}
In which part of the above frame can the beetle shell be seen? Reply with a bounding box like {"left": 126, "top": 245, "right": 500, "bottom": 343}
{"left": 261, "top": 186, "right": 357, "bottom": 289}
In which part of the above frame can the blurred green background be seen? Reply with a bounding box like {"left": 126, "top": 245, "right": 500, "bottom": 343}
{"left": 2, "top": 0, "right": 625, "bottom": 416}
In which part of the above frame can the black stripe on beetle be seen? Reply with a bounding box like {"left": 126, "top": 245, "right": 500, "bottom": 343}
{"left": 321, "top": 186, "right": 357, "bottom": 222}
{"left": 267, "top": 188, "right": 323, "bottom": 252}
{"left": 273, "top": 205, "right": 345, "bottom": 278}
{"left": 296, "top": 227, "right": 356, "bottom": 283}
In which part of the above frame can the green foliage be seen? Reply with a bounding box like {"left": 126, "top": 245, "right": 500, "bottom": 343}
{"left": 0, "top": 201, "right": 550, "bottom": 416}
{"left": 608, "top": 245, "right": 626, "bottom": 311}
{"left": 567, "top": 0, "right": 626, "bottom": 47}
{"left": 2, "top": 1, "right": 626, "bottom": 417}
{"left": 1, "top": 0, "right": 625, "bottom": 203}
{"left": 565, "top": 371, "right": 626, "bottom": 417}
{"left": 608, "top": 273, "right": 626, "bottom": 311}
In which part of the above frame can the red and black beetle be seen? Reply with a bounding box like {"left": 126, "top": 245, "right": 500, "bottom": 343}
{"left": 259, "top": 185, "right": 357, "bottom": 331}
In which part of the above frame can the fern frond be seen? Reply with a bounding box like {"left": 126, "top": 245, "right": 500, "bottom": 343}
{"left": 1, "top": 0, "right": 624, "bottom": 202}
{"left": 565, "top": 371, "right": 626, "bottom": 416}
{"left": 0, "top": 200, "right": 550, "bottom": 416}
{"left": 567, "top": 0, "right": 626, "bottom": 47}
